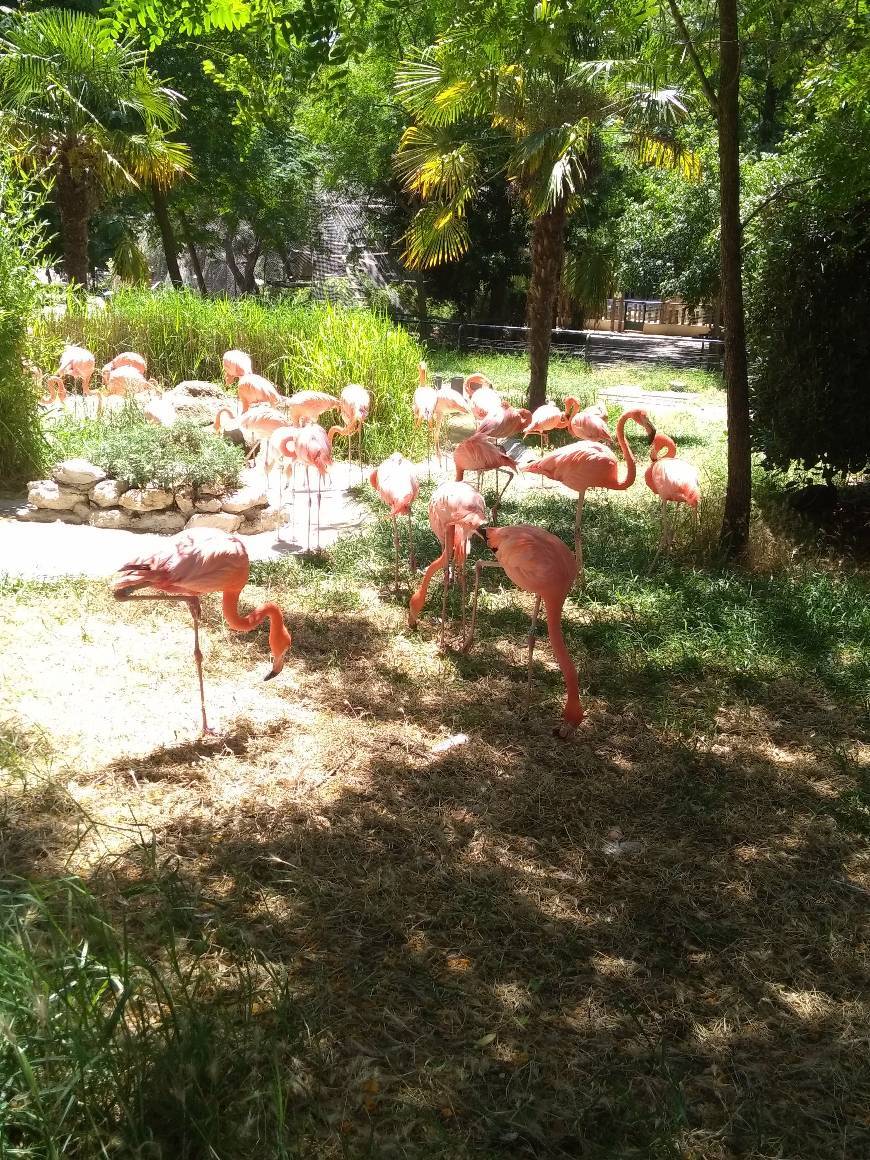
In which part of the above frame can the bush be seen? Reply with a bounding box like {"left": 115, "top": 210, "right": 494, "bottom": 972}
{"left": 0, "top": 153, "right": 47, "bottom": 483}
{"left": 32, "top": 290, "right": 427, "bottom": 463}
{"left": 48, "top": 405, "right": 244, "bottom": 490}
{"left": 748, "top": 200, "right": 870, "bottom": 481}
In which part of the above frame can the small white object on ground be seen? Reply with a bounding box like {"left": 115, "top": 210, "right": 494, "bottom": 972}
{"left": 431, "top": 733, "right": 469, "bottom": 753}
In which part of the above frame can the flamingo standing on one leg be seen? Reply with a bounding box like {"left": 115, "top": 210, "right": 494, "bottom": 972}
{"left": 453, "top": 434, "right": 517, "bottom": 522}
{"left": 644, "top": 432, "right": 701, "bottom": 548}
{"left": 369, "top": 453, "right": 419, "bottom": 591}
{"left": 408, "top": 480, "right": 487, "bottom": 649}
{"left": 223, "top": 349, "right": 253, "bottom": 386}
{"left": 564, "top": 398, "right": 613, "bottom": 444}
{"left": 463, "top": 524, "right": 584, "bottom": 738}
{"left": 328, "top": 384, "right": 371, "bottom": 482}
{"left": 111, "top": 528, "right": 292, "bottom": 735}
{"left": 523, "top": 408, "right": 656, "bottom": 589}
{"left": 291, "top": 423, "right": 333, "bottom": 553}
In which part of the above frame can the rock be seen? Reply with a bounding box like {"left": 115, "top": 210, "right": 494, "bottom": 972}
{"left": 135, "top": 511, "right": 186, "bottom": 534}
{"left": 119, "top": 486, "right": 175, "bottom": 512}
{"left": 198, "top": 481, "right": 227, "bottom": 497}
{"left": 90, "top": 508, "right": 135, "bottom": 531}
{"left": 175, "top": 380, "right": 227, "bottom": 397}
{"left": 194, "top": 497, "right": 223, "bottom": 513}
{"left": 164, "top": 388, "right": 227, "bottom": 425}
{"left": 668, "top": 379, "right": 688, "bottom": 391}
{"left": 27, "top": 480, "right": 83, "bottom": 510}
{"left": 237, "top": 504, "right": 287, "bottom": 534}
{"left": 17, "top": 505, "right": 83, "bottom": 524}
{"left": 221, "top": 484, "right": 268, "bottom": 513}
{"left": 72, "top": 502, "right": 91, "bottom": 521}
{"left": 185, "top": 511, "right": 242, "bottom": 533}
{"left": 174, "top": 487, "right": 194, "bottom": 515}
{"left": 53, "top": 458, "right": 107, "bottom": 488}
{"left": 89, "top": 479, "right": 130, "bottom": 507}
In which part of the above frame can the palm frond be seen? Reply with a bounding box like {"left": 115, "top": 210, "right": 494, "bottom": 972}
{"left": 401, "top": 199, "right": 472, "bottom": 269}
{"left": 634, "top": 134, "right": 701, "bottom": 179}
{"left": 394, "top": 125, "right": 479, "bottom": 200}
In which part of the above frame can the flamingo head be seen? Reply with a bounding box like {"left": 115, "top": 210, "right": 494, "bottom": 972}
{"left": 650, "top": 432, "right": 677, "bottom": 461}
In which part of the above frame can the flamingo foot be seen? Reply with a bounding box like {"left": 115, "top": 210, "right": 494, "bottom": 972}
{"left": 553, "top": 721, "right": 579, "bottom": 740}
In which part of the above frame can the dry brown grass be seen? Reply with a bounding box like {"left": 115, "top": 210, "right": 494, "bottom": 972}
{"left": 2, "top": 555, "right": 869, "bottom": 1158}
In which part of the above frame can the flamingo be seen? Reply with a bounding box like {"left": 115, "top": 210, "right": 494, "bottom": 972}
{"left": 564, "top": 398, "right": 613, "bottom": 444}
{"left": 237, "top": 373, "right": 283, "bottom": 412}
{"left": 328, "top": 384, "right": 371, "bottom": 480}
{"left": 40, "top": 374, "right": 67, "bottom": 405}
{"left": 55, "top": 344, "right": 96, "bottom": 410}
{"left": 408, "top": 480, "right": 487, "bottom": 648}
{"left": 523, "top": 408, "right": 656, "bottom": 589}
{"left": 463, "top": 524, "right": 584, "bottom": 738}
{"left": 101, "top": 351, "right": 147, "bottom": 385}
{"left": 142, "top": 395, "right": 177, "bottom": 427}
{"left": 433, "top": 383, "right": 474, "bottom": 465}
{"left": 645, "top": 432, "right": 701, "bottom": 547}
{"left": 100, "top": 366, "right": 160, "bottom": 400}
{"left": 462, "top": 371, "right": 492, "bottom": 399}
{"left": 223, "top": 349, "right": 253, "bottom": 386}
{"left": 111, "top": 528, "right": 292, "bottom": 735}
{"left": 284, "top": 390, "right": 340, "bottom": 427}
{"left": 412, "top": 382, "right": 439, "bottom": 473}
{"left": 524, "top": 402, "right": 569, "bottom": 453}
{"left": 469, "top": 386, "right": 505, "bottom": 422}
{"left": 263, "top": 423, "right": 300, "bottom": 505}
{"left": 453, "top": 434, "right": 517, "bottom": 521}
{"left": 369, "top": 453, "right": 419, "bottom": 591}
{"left": 288, "top": 423, "right": 332, "bottom": 552}
{"left": 215, "top": 403, "right": 288, "bottom": 476}
{"left": 476, "top": 405, "right": 532, "bottom": 441}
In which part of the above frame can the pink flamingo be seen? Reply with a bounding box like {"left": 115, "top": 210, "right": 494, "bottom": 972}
{"left": 263, "top": 423, "right": 300, "bottom": 507}
{"left": 469, "top": 386, "right": 505, "bottom": 422}
{"left": 412, "top": 380, "right": 439, "bottom": 471}
{"left": 433, "top": 383, "right": 474, "bottom": 465}
{"left": 289, "top": 423, "right": 333, "bottom": 552}
{"left": 463, "top": 524, "right": 584, "bottom": 738}
{"left": 55, "top": 344, "right": 96, "bottom": 408}
{"left": 100, "top": 366, "right": 160, "bottom": 400}
{"left": 476, "top": 405, "right": 532, "bottom": 441}
{"left": 215, "top": 403, "right": 288, "bottom": 478}
{"left": 101, "top": 351, "right": 147, "bottom": 384}
{"left": 222, "top": 349, "right": 252, "bottom": 386}
{"left": 40, "top": 374, "right": 67, "bottom": 405}
{"left": 112, "top": 528, "right": 292, "bottom": 735}
{"left": 284, "top": 390, "right": 341, "bottom": 427}
{"left": 408, "top": 480, "right": 487, "bottom": 648}
{"left": 564, "top": 398, "right": 613, "bottom": 444}
{"left": 237, "top": 373, "right": 283, "bottom": 412}
{"left": 645, "top": 433, "right": 701, "bottom": 547}
{"left": 369, "top": 453, "right": 419, "bottom": 590}
{"left": 524, "top": 402, "right": 569, "bottom": 453}
{"left": 453, "top": 434, "right": 517, "bottom": 520}
{"left": 328, "top": 384, "right": 371, "bottom": 479}
{"left": 462, "top": 371, "right": 492, "bottom": 399}
{"left": 524, "top": 408, "right": 656, "bottom": 589}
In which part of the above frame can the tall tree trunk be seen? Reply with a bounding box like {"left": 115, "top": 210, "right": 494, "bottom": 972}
{"left": 526, "top": 203, "right": 567, "bottom": 410}
{"left": 55, "top": 164, "right": 90, "bottom": 287}
{"left": 224, "top": 226, "right": 246, "bottom": 293}
{"left": 178, "top": 210, "right": 208, "bottom": 294}
{"left": 151, "top": 184, "right": 183, "bottom": 288}
{"left": 718, "top": 0, "right": 751, "bottom": 557}
{"left": 242, "top": 238, "right": 262, "bottom": 294}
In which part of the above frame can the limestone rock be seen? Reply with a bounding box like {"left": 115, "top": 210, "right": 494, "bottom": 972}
{"left": 194, "top": 497, "right": 223, "bottom": 513}
{"left": 164, "top": 388, "right": 227, "bottom": 425}
{"left": 237, "top": 504, "right": 287, "bottom": 535}
{"left": 72, "top": 502, "right": 91, "bottom": 521}
{"left": 27, "top": 480, "right": 82, "bottom": 511}
{"left": 52, "top": 458, "right": 106, "bottom": 488}
{"left": 221, "top": 484, "right": 268, "bottom": 513}
{"left": 119, "top": 486, "right": 175, "bottom": 512}
{"left": 174, "top": 380, "right": 227, "bottom": 397}
{"left": 90, "top": 508, "right": 135, "bottom": 531}
{"left": 89, "top": 479, "right": 130, "bottom": 507}
{"left": 185, "top": 511, "right": 242, "bottom": 533}
{"left": 174, "top": 487, "right": 194, "bottom": 515}
{"left": 135, "top": 511, "right": 186, "bottom": 534}
{"left": 17, "top": 505, "right": 83, "bottom": 524}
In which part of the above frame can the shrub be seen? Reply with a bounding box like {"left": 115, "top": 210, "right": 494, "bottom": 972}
{"left": 32, "top": 290, "right": 427, "bottom": 462}
{"left": 48, "top": 405, "right": 244, "bottom": 490}
{"left": 748, "top": 200, "right": 870, "bottom": 481}
{"left": 0, "top": 153, "right": 47, "bottom": 483}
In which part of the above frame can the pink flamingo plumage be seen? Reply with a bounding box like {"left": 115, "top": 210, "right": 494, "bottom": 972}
{"left": 432, "top": 384, "right": 474, "bottom": 465}
{"left": 237, "top": 373, "right": 283, "bottom": 412}
{"left": 463, "top": 524, "right": 584, "bottom": 737}
{"left": 462, "top": 371, "right": 492, "bottom": 399}
{"left": 453, "top": 433, "right": 517, "bottom": 520}
{"left": 564, "top": 398, "right": 613, "bottom": 444}
{"left": 288, "top": 423, "right": 332, "bottom": 552}
{"left": 645, "top": 433, "right": 701, "bottom": 547}
{"left": 476, "top": 405, "right": 532, "bottom": 441}
{"left": 469, "top": 386, "right": 504, "bottom": 421}
{"left": 524, "top": 408, "right": 656, "bottom": 588}
{"left": 101, "top": 351, "right": 147, "bottom": 385}
{"left": 369, "top": 453, "right": 419, "bottom": 590}
{"left": 328, "top": 383, "right": 371, "bottom": 479}
{"left": 285, "top": 390, "right": 341, "bottom": 426}
{"left": 408, "top": 481, "right": 487, "bottom": 648}
{"left": 222, "top": 349, "right": 252, "bottom": 386}
{"left": 111, "top": 528, "right": 292, "bottom": 735}
{"left": 524, "top": 402, "right": 569, "bottom": 454}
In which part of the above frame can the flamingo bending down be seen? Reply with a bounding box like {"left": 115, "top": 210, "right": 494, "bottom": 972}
{"left": 408, "top": 480, "right": 487, "bottom": 648}
{"left": 463, "top": 524, "right": 584, "bottom": 738}
{"left": 56, "top": 345, "right": 96, "bottom": 408}
{"left": 223, "top": 349, "right": 253, "bottom": 386}
{"left": 328, "top": 384, "right": 371, "bottom": 480}
{"left": 101, "top": 352, "right": 147, "bottom": 385}
{"left": 645, "top": 433, "right": 701, "bottom": 547}
{"left": 476, "top": 405, "right": 532, "bottom": 441}
{"left": 524, "top": 402, "right": 569, "bottom": 453}
{"left": 111, "top": 528, "right": 291, "bottom": 735}
{"left": 453, "top": 434, "right": 517, "bottom": 521}
{"left": 284, "top": 390, "right": 340, "bottom": 427}
{"left": 286, "top": 423, "right": 332, "bottom": 552}
{"left": 369, "top": 453, "right": 419, "bottom": 591}
{"left": 523, "top": 408, "right": 656, "bottom": 589}
{"left": 462, "top": 371, "right": 492, "bottom": 399}
{"left": 564, "top": 398, "right": 613, "bottom": 444}
{"left": 237, "top": 373, "right": 283, "bottom": 412}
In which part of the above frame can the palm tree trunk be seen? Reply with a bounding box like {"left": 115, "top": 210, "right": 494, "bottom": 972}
{"left": 151, "top": 184, "right": 183, "bottom": 287}
{"left": 526, "top": 204, "right": 567, "bottom": 410}
{"left": 178, "top": 210, "right": 208, "bottom": 294}
{"left": 718, "top": 0, "right": 751, "bottom": 557}
{"left": 55, "top": 164, "right": 90, "bottom": 287}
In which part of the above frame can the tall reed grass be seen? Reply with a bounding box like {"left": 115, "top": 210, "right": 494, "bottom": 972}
{"left": 32, "top": 290, "right": 427, "bottom": 463}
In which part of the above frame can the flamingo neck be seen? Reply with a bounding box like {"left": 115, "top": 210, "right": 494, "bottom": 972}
{"left": 543, "top": 594, "right": 584, "bottom": 726}
{"left": 651, "top": 434, "right": 677, "bottom": 462}
{"left": 409, "top": 548, "right": 448, "bottom": 625}
{"left": 214, "top": 406, "right": 235, "bottom": 432}
{"left": 222, "top": 591, "right": 292, "bottom": 668}
{"left": 563, "top": 397, "right": 579, "bottom": 419}
{"left": 613, "top": 412, "right": 639, "bottom": 490}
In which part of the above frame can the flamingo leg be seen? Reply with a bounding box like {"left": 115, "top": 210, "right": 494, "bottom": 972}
{"left": 492, "top": 471, "right": 514, "bottom": 524}
{"left": 574, "top": 493, "right": 586, "bottom": 591}
{"left": 316, "top": 472, "right": 322, "bottom": 553}
{"left": 459, "top": 554, "right": 467, "bottom": 637}
{"left": 407, "top": 510, "right": 416, "bottom": 575}
{"left": 392, "top": 516, "right": 400, "bottom": 593}
{"left": 523, "top": 595, "right": 542, "bottom": 712}
{"left": 306, "top": 465, "right": 312, "bottom": 553}
{"left": 440, "top": 528, "right": 454, "bottom": 650}
{"left": 461, "top": 560, "right": 502, "bottom": 653}
{"left": 659, "top": 497, "right": 668, "bottom": 549}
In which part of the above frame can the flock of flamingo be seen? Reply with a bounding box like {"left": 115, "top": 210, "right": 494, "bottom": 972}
{"left": 40, "top": 344, "right": 700, "bottom": 738}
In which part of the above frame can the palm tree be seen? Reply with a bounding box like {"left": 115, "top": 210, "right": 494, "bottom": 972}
{"left": 0, "top": 9, "right": 189, "bottom": 286}
{"left": 395, "top": 10, "right": 692, "bottom": 408}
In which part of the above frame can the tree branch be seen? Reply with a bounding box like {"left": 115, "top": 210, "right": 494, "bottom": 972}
{"left": 740, "top": 175, "right": 821, "bottom": 229}
{"left": 666, "top": 0, "right": 719, "bottom": 118}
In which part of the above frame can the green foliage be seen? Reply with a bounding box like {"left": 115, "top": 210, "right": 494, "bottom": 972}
{"left": 34, "top": 289, "right": 428, "bottom": 462}
{"left": 0, "top": 152, "right": 47, "bottom": 484}
{"left": 748, "top": 199, "right": 870, "bottom": 481}
{"left": 49, "top": 406, "right": 244, "bottom": 490}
